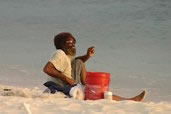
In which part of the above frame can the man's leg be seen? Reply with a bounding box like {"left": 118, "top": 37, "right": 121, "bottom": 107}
{"left": 112, "top": 90, "right": 146, "bottom": 102}
{"left": 43, "top": 81, "right": 77, "bottom": 95}
{"left": 71, "top": 59, "right": 86, "bottom": 85}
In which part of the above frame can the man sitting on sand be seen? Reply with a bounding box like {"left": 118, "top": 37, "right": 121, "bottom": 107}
{"left": 43, "top": 32, "right": 145, "bottom": 101}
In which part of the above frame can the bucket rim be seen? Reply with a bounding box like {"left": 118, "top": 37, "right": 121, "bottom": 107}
{"left": 87, "top": 72, "right": 110, "bottom": 75}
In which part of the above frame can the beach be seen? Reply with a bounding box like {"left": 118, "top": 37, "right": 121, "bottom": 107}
{"left": 0, "top": 0, "right": 171, "bottom": 113}
{"left": 0, "top": 85, "right": 171, "bottom": 114}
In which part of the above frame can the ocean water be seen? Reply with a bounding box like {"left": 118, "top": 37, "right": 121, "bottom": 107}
{"left": 0, "top": 0, "right": 171, "bottom": 102}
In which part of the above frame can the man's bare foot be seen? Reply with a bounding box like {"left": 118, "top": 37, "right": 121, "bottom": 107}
{"left": 130, "top": 90, "right": 146, "bottom": 102}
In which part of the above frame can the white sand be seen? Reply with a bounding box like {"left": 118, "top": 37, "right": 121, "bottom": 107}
{"left": 0, "top": 85, "right": 171, "bottom": 114}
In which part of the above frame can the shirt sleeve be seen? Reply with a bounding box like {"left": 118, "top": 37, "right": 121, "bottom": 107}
{"left": 48, "top": 50, "right": 68, "bottom": 73}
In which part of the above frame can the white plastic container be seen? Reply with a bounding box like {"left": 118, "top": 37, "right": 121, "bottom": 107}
{"left": 104, "top": 91, "right": 113, "bottom": 100}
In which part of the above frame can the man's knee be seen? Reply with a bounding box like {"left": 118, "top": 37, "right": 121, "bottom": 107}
{"left": 71, "top": 59, "right": 84, "bottom": 73}
{"left": 74, "top": 59, "right": 84, "bottom": 66}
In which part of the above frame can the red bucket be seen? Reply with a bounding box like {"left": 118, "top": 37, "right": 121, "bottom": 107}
{"left": 85, "top": 72, "right": 110, "bottom": 100}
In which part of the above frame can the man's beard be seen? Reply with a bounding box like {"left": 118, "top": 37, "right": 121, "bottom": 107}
{"left": 63, "top": 47, "right": 76, "bottom": 56}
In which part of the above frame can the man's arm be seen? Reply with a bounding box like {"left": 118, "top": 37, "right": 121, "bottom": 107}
{"left": 43, "top": 62, "right": 75, "bottom": 85}
{"left": 76, "top": 46, "right": 95, "bottom": 63}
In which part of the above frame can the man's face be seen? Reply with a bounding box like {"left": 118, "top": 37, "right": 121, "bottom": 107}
{"left": 63, "top": 37, "right": 76, "bottom": 56}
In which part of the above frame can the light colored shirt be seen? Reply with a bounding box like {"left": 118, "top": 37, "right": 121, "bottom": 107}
{"left": 48, "top": 49, "right": 72, "bottom": 86}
